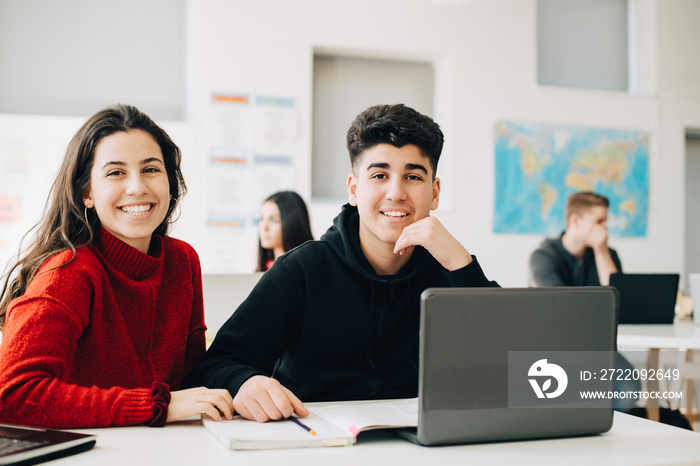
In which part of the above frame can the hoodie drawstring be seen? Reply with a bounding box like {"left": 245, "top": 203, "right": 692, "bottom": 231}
{"left": 366, "top": 281, "right": 376, "bottom": 372}
{"left": 406, "top": 285, "right": 419, "bottom": 373}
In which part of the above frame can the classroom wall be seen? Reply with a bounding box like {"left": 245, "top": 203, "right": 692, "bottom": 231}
{"left": 184, "top": 0, "right": 700, "bottom": 290}
{"left": 2, "top": 0, "right": 700, "bottom": 325}
{"left": 0, "top": 0, "right": 186, "bottom": 120}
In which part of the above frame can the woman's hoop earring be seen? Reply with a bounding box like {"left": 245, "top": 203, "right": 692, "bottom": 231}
{"left": 84, "top": 205, "right": 91, "bottom": 224}
{"left": 168, "top": 197, "right": 182, "bottom": 224}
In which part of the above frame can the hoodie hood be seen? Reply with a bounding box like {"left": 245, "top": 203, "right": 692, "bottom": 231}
{"left": 320, "top": 203, "right": 428, "bottom": 282}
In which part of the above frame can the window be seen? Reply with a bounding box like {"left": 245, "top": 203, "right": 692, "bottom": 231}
{"left": 537, "top": 0, "right": 629, "bottom": 91}
{"left": 312, "top": 54, "right": 434, "bottom": 200}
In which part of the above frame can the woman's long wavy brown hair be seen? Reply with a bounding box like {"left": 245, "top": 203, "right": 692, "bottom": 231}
{"left": 0, "top": 104, "right": 186, "bottom": 329}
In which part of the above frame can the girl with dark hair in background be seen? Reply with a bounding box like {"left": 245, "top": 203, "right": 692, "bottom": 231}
{"left": 256, "top": 191, "right": 313, "bottom": 271}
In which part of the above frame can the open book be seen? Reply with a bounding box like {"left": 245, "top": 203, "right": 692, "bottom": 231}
{"left": 202, "top": 398, "right": 418, "bottom": 450}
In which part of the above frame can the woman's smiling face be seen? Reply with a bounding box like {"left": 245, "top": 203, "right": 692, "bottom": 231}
{"left": 84, "top": 129, "right": 170, "bottom": 253}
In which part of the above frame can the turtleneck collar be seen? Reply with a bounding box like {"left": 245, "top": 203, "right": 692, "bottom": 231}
{"left": 90, "top": 226, "right": 164, "bottom": 281}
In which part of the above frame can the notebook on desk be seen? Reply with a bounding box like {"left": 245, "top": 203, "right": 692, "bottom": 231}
{"left": 397, "top": 287, "right": 618, "bottom": 446}
{"left": 0, "top": 424, "right": 96, "bottom": 465}
{"left": 609, "top": 273, "right": 679, "bottom": 324}
{"left": 202, "top": 398, "right": 418, "bottom": 450}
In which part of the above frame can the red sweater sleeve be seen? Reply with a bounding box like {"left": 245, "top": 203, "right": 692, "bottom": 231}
{"left": 182, "top": 247, "right": 206, "bottom": 384}
{"left": 0, "top": 252, "right": 153, "bottom": 428}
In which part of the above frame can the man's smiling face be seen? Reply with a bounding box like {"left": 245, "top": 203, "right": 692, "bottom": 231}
{"left": 347, "top": 143, "right": 440, "bottom": 253}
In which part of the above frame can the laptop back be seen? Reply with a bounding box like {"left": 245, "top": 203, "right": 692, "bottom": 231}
{"left": 609, "top": 273, "right": 679, "bottom": 324}
{"left": 416, "top": 287, "right": 617, "bottom": 446}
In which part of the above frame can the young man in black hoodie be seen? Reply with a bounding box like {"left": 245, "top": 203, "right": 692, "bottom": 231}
{"left": 189, "top": 104, "right": 498, "bottom": 422}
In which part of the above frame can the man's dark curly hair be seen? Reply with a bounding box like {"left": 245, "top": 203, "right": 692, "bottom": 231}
{"left": 346, "top": 104, "right": 444, "bottom": 179}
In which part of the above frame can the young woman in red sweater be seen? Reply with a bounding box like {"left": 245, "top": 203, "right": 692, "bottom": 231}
{"left": 0, "top": 104, "right": 233, "bottom": 428}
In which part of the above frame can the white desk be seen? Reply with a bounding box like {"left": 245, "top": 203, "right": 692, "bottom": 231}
{"left": 618, "top": 321, "right": 700, "bottom": 421}
{"left": 49, "top": 411, "right": 700, "bottom": 466}
{"left": 618, "top": 321, "right": 700, "bottom": 350}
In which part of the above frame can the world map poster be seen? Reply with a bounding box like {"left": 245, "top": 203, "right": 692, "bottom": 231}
{"left": 493, "top": 120, "right": 649, "bottom": 237}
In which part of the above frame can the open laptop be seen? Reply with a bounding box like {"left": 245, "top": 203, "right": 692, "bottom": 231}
{"left": 398, "top": 287, "right": 618, "bottom": 446}
{"left": 0, "top": 424, "right": 95, "bottom": 465}
{"left": 609, "top": 273, "right": 679, "bottom": 324}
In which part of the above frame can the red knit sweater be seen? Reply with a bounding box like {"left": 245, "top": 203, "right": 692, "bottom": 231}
{"left": 0, "top": 228, "right": 206, "bottom": 428}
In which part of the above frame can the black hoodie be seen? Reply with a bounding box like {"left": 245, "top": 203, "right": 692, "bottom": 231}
{"left": 188, "top": 204, "right": 498, "bottom": 402}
